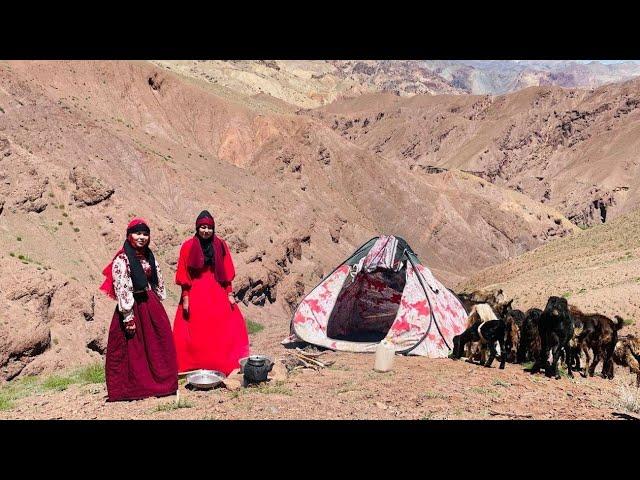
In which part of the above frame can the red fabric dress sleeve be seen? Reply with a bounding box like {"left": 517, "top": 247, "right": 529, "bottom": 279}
{"left": 221, "top": 240, "right": 235, "bottom": 293}
{"left": 175, "top": 240, "right": 192, "bottom": 298}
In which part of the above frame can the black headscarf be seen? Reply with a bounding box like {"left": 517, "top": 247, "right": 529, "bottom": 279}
{"left": 123, "top": 221, "right": 158, "bottom": 293}
{"left": 195, "top": 210, "right": 215, "bottom": 267}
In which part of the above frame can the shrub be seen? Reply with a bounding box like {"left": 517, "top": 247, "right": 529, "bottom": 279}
{"left": 246, "top": 319, "right": 264, "bottom": 335}
{"left": 42, "top": 375, "right": 76, "bottom": 392}
{"left": 76, "top": 363, "right": 105, "bottom": 384}
{"left": 153, "top": 398, "right": 193, "bottom": 412}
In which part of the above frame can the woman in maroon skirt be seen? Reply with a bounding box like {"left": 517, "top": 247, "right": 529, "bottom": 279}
{"left": 99, "top": 218, "right": 178, "bottom": 401}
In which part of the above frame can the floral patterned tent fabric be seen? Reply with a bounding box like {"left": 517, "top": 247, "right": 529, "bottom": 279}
{"left": 283, "top": 235, "right": 468, "bottom": 357}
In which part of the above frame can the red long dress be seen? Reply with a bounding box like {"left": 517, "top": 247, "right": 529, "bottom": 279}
{"left": 104, "top": 253, "right": 178, "bottom": 401}
{"left": 172, "top": 237, "right": 250, "bottom": 375}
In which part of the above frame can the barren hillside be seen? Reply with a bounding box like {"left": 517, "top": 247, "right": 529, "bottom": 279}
{"left": 459, "top": 207, "right": 640, "bottom": 330}
{"left": 313, "top": 80, "right": 640, "bottom": 228}
{"left": 0, "top": 60, "right": 576, "bottom": 381}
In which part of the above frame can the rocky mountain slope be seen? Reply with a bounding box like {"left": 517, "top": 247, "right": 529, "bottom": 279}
{"left": 424, "top": 60, "right": 640, "bottom": 95}
{"left": 459, "top": 206, "right": 640, "bottom": 330}
{"left": 152, "top": 60, "right": 466, "bottom": 110}
{"left": 0, "top": 60, "right": 578, "bottom": 380}
{"left": 313, "top": 79, "right": 640, "bottom": 228}
{"left": 155, "top": 60, "right": 640, "bottom": 109}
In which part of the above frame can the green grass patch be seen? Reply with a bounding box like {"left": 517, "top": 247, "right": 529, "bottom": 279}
{"left": 42, "top": 375, "right": 77, "bottom": 392}
{"left": 0, "top": 397, "right": 14, "bottom": 411}
{"left": 327, "top": 363, "right": 351, "bottom": 371}
{"left": 0, "top": 375, "right": 44, "bottom": 410}
{"left": 561, "top": 291, "right": 572, "bottom": 299}
{"left": 246, "top": 319, "right": 264, "bottom": 335}
{"left": 422, "top": 390, "right": 448, "bottom": 400}
{"left": 152, "top": 398, "right": 193, "bottom": 412}
{"left": 336, "top": 381, "right": 358, "bottom": 394}
{"left": 76, "top": 363, "right": 105, "bottom": 384}
{"left": 622, "top": 318, "right": 635, "bottom": 326}
{"left": 492, "top": 379, "right": 512, "bottom": 388}
{"left": 253, "top": 381, "right": 292, "bottom": 396}
{"left": 228, "top": 389, "right": 245, "bottom": 400}
{"left": 0, "top": 363, "right": 106, "bottom": 408}
{"left": 471, "top": 386, "right": 502, "bottom": 398}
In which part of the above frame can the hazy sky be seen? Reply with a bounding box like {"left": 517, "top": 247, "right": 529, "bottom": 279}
{"left": 578, "top": 60, "right": 638, "bottom": 64}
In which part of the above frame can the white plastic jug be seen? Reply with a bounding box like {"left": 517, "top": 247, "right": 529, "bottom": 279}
{"left": 374, "top": 341, "right": 395, "bottom": 372}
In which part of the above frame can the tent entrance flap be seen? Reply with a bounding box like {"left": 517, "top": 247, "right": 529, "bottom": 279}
{"left": 326, "top": 267, "right": 406, "bottom": 343}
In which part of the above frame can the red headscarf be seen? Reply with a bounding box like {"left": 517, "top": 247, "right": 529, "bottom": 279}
{"left": 188, "top": 211, "right": 235, "bottom": 283}
{"left": 99, "top": 218, "right": 152, "bottom": 299}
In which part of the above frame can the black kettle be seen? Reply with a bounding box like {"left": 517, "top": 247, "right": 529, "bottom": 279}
{"left": 243, "top": 355, "right": 273, "bottom": 384}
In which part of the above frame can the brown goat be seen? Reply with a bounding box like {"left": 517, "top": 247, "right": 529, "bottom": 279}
{"left": 613, "top": 335, "right": 640, "bottom": 387}
{"left": 569, "top": 305, "right": 624, "bottom": 379}
{"left": 457, "top": 288, "right": 512, "bottom": 318}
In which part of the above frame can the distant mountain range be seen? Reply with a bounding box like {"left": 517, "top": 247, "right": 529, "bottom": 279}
{"left": 424, "top": 60, "right": 640, "bottom": 94}
{"left": 155, "top": 60, "right": 640, "bottom": 109}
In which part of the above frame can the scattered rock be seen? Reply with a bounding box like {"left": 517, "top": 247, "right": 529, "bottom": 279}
{"left": 69, "top": 166, "right": 114, "bottom": 207}
{"left": 148, "top": 72, "right": 165, "bottom": 91}
{"left": 13, "top": 175, "right": 49, "bottom": 213}
{"left": 269, "top": 360, "right": 288, "bottom": 382}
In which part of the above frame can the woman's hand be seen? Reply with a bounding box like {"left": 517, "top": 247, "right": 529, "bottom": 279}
{"left": 183, "top": 296, "right": 189, "bottom": 317}
{"left": 228, "top": 292, "right": 237, "bottom": 305}
{"left": 124, "top": 319, "right": 136, "bottom": 336}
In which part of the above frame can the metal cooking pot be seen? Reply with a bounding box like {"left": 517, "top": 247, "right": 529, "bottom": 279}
{"left": 242, "top": 355, "right": 273, "bottom": 384}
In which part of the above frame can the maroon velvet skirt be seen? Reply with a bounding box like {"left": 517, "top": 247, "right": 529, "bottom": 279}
{"left": 105, "top": 289, "right": 178, "bottom": 402}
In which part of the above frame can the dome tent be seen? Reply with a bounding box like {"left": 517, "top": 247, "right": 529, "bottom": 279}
{"left": 283, "top": 235, "right": 469, "bottom": 356}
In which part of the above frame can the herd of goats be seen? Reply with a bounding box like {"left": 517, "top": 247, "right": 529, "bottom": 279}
{"left": 449, "top": 289, "right": 640, "bottom": 385}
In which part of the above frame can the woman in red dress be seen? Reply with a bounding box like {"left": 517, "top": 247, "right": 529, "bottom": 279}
{"left": 99, "top": 218, "right": 178, "bottom": 401}
{"left": 173, "top": 211, "right": 250, "bottom": 375}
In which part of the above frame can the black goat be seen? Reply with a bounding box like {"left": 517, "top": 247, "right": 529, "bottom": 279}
{"left": 451, "top": 320, "right": 507, "bottom": 369}
{"left": 517, "top": 308, "right": 542, "bottom": 364}
{"left": 530, "top": 296, "right": 574, "bottom": 379}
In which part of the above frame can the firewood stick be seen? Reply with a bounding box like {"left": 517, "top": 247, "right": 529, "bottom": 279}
{"left": 488, "top": 410, "right": 533, "bottom": 418}
{"left": 295, "top": 348, "right": 326, "bottom": 358}
{"left": 293, "top": 352, "right": 326, "bottom": 367}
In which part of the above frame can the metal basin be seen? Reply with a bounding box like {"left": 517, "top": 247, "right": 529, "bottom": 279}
{"left": 186, "top": 369, "right": 226, "bottom": 390}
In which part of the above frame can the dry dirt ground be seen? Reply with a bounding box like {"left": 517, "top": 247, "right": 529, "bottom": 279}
{"left": 1, "top": 354, "right": 637, "bottom": 420}
{"left": 2, "top": 306, "right": 639, "bottom": 420}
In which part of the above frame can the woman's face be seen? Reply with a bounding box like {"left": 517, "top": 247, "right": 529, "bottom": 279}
{"left": 198, "top": 225, "right": 214, "bottom": 240}
{"left": 130, "top": 231, "right": 150, "bottom": 248}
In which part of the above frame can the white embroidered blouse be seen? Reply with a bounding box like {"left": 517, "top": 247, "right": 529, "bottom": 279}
{"left": 111, "top": 252, "right": 166, "bottom": 323}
